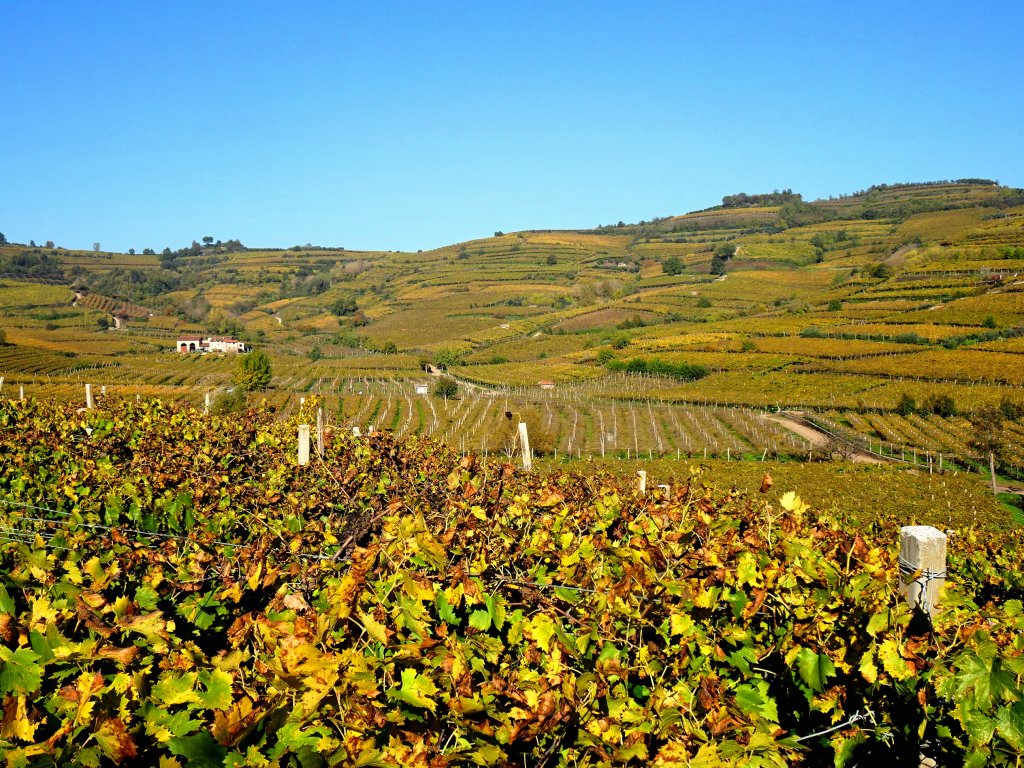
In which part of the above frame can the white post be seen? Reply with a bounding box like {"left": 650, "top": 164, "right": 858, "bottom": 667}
{"left": 899, "top": 526, "right": 947, "bottom": 617}
{"left": 352, "top": 426, "right": 361, "bottom": 437}
{"left": 205, "top": 392, "right": 211, "bottom": 412}
{"left": 518, "top": 422, "right": 533, "bottom": 470}
{"left": 990, "top": 452, "right": 997, "bottom": 495}
{"left": 101, "top": 385, "right": 106, "bottom": 396}
{"left": 636, "top": 470, "right": 647, "bottom": 494}
{"left": 0, "top": 376, "right": 4, "bottom": 393}
{"left": 298, "top": 424, "right": 311, "bottom": 466}
{"left": 19, "top": 385, "right": 24, "bottom": 401}
{"left": 85, "top": 383, "right": 94, "bottom": 409}
{"left": 317, "top": 407, "right": 324, "bottom": 457}
{"left": 658, "top": 483, "right": 671, "bottom": 499}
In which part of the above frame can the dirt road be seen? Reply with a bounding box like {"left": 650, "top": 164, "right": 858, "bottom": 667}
{"left": 762, "top": 414, "right": 884, "bottom": 464}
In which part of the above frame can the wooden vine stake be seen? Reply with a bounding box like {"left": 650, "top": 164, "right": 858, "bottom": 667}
{"left": 899, "top": 525, "right": 947, "bottom": 617}
{"left": 316, "top": 407, "right": 324, "bottom": 457}
{"left": 297, "top": 424, "right": 311, "bottom": 466}
{"left": 518, "top": 421, "right": 532, "bottom": 471}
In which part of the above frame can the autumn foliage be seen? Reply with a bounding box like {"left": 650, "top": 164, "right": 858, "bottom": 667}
{"left": 0, "top": 397, "right": 1022, "bottom": 766}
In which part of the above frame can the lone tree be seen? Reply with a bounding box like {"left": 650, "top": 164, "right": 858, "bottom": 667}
{"left": 432, "top": 348, "right": 462, "bottom": 370}
{"left": 234, "top": 350, "right": 272, "bottom": 392}
{"left": 331, "top": 296, "right": 358, "bottom": 317}
{"left": 662, "top": 255, "right": 684, "bottom": 276}
{"left": 433, "top": 377, "right": 459, "bottom": 399}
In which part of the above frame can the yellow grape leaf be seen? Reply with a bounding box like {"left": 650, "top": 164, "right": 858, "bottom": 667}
{"left": 218, "top": 584, "right": 243, "bottom": 603}
{"left": 0, "top": 695, "right": 37, "bottom": 742}
{"left": 358, "top": 611, "right": 388, "bottom": 644}
{"left": 860, "top": 651, "right": 878, "bottom": 684}
{"left": 246, "top": 561, "right": 263, "bottom": 591}
{"left": 693, "top": 587, "right": 716, "bottom": 609}
{"left": 30, "top": 595, "right": 58, "bottom": 628}
{"left": 779, "top": 491, "right": 807, "bottom": 514}
{"left": 152, "top": 672, "right": 200, "bottom": 706}
{"left": 878, "top": 639, "right": 913, "bottom": 681}
{"left": 735, "top": 552, "right": 761, "bottom": 587}
{"left": 196, "top": 669, "right": 234, "bottom": 711}
{"left": 72, "top": 672, "right": 101, "bottom": 726}
{"left": 528, "top": 614, "right": 557, "bottom": 652}
{"left": 64, "top": 561, "right": 84, "bottom": 586}
{"left": 670, "top": 611, "right": 695, "bottom": 637}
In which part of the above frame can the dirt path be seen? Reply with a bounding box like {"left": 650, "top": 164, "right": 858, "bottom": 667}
{"left": 885, "top": 243, "right": 918, "bottom": 267}
{"left": 762, "top": 414, "right": 884, "bottom": 464}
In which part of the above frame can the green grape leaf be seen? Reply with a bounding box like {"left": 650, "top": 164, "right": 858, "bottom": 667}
{"left": 168, "top": 731, "right": 227, "bottom": 768}
{"left": 866, "top": 610, "right": 888, "bottom": 637}
{"left": 469, "top": 609, "right": 491, "bottom": 632}
{"left": 0, "top": 584, "right": 14, "bottom": 614}
{"left": 795, "top": 647, "right": 835, "bottom": 693}
{"left": 386, "top": 668, "right": 439, "bottom": 712}
{"left": 0, "top": 646, "right": 43, "bottom": 695}
{"left": 435, "top": 591, "right": 458, "bottom": 625}
{"left": 735, "top": 681, "right": 779, "bottom": 722}
{"left": 834, "top": 732, "right": 868, "bottom": 768}
{"left": 995, "top": 702, "right": 1024, "bottom": 751}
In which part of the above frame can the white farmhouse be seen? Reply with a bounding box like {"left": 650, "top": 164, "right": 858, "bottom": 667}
{"left": 176, "top": 336, "right": 250, "bottom": 354}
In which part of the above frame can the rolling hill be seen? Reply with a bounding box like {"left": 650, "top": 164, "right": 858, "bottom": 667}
{"left": 2, "top": 179, "right": 1024, "bottom": 476}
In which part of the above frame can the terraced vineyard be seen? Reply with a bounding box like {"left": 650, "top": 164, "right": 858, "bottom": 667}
{"left": 1, "top": 181, "right": 1023, "bottom": 477}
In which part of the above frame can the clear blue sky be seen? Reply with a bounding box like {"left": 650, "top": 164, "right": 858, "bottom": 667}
{"left": 3, "top": 1, "right": 1022, "bottom": 253}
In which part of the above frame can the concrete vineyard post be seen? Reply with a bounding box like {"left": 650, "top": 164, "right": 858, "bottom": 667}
{"left": 20, "top": 385, "right": 24, "bottom": 401}
{"left": 0, "top": 376, "right": 4, "bottom": 393}
{"left": 205, "top": 393, "right": 211, "bottom": 412}
{"left": 85, "top": 383, "right": 94, "bottom": 410}
{"left": 899, "top": 526, "right": 947, "bottom": 617}
{"left": 636, "top": 470, "right": 647, "bottom": 495}
{"left": 298, "top": 424, "right": 311, "bottom": 466}
{"left": 518, "top": 421, "right": 532, "bottom": 471}
{"left": 317, "top": 407, "right": 324, "bottom": 457}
